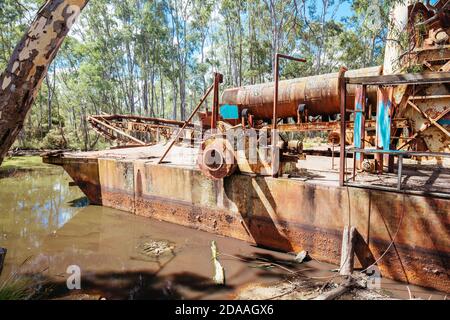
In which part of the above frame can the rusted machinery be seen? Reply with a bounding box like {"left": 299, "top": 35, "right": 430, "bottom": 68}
{"left": 89, "top": 1, "right": 450, "bottom": 180}
{"left": 194, "top": 1, "right": 450, "bottom": 180}
{"left": 46, "top": 2, "right": 450, "bottom": 293}
{"left": 213, "top": 0, "right": 450, "bottom": 154}
{"left": 393, "top": 0, "right": 450, "bottom": 153}
{"left": 221, "top": 66, "right": 382, "bottom": 120}
{"left": 88, "top": 114, "right": 197, "bottom": 146}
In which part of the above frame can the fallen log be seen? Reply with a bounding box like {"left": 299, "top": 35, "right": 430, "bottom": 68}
{"left": 313, "top": 278, "right": 355, "bottom": 300}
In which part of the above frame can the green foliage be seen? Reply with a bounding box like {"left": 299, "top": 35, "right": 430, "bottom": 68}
{"left": 40, "top": 129, "right": 68, "bottom": 150}
{"left": 0, "top": 156, "right": 44, "bottom": 172}
{"left": 0, "top": 267, "right": 51, "bottom": 300}
{"left": 0, "top": 1, "right": 39, "bottom": 70}
{"left": 0, "top": 277, "right": 35, "bottom": 300}
{"left": 1, "top": 0, "right": 403, "bottom": 151}
{"left": 0, "top": 257, "right": 48, "bottom": 300}
{"left": 405, "top": 64, "right": 425, "bottom": 74}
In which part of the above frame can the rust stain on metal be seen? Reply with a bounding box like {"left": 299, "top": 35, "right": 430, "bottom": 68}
{"left": 44, "top": 151, "right": 450, "bottom": 293}
{"left": 87, "top": 114, "right": 197, "bottom": 146}
{"left": 221, "top": 66, "right": 382, "bottom": 119}
{"left": 37, "top": 0, "right": 450, "bottom": 296}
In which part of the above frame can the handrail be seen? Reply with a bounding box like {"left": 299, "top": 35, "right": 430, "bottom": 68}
{"left": 347, "top": 148, "right": 450, "bottom": 158}
{"left": 346, "top": 71, "right": 450, "bottom": 85}
{"left": 345, "top": 147, "right": 450, "bottom": 194}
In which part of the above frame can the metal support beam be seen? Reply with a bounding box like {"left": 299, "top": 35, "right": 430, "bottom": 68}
{"left": 339, "top": 68, "right": 348, "bottom": 187}
{"left": 272, "top": 118, "right": 409, "bottom": 133}
{"left": 272, "top": 53, "right": 306, "bottom": 177}
{"left": 88, "top": 116, "right": 147, "bottom": 146}
{"left": 211, "top": 73, "right": 223, "bottom": 130}
{"left": 407, "top": 100, "right": 450, "bottom": 138}
{"left": 354, "top": 85, "right": 367, "bottom": 170}
{"left": 397, "top": 155, "right": 403, "bottom": 191}
{"left": 347, "top": 71, "right": 450, "bottom": 85}
{"left": 158, "top": 83, "right": 215, "bottom": 164}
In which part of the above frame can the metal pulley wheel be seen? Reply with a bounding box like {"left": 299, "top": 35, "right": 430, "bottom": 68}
{"left": 198, "top": 136, "right": 237, "bottom": 180}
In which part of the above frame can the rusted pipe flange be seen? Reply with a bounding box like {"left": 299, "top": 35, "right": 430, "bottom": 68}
{"left": 198, "top": 136, "right": 237, "bottom": 180}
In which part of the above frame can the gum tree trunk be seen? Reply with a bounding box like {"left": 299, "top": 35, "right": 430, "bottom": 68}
{"left": 0, "top": 0, "right": 89, "bottom": 165}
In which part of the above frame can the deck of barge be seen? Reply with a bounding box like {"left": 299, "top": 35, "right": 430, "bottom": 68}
{"left": 57, "top": 144, "right": 450, "bottom": 196}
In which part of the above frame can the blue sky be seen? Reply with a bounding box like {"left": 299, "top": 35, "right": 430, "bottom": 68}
{"left": 336, "top": 1, "right": 353, "bottom": 20}
{"left": 308, "top": 0, "right": 354, "bottom": 21}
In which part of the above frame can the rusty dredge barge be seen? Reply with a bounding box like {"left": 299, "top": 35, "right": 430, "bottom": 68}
{"left": 44, "top": 2, "right": 450, "bottom": 292}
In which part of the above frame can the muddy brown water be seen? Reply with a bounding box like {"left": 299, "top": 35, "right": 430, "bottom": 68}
{"left": 0, "top": 163, "right": 446, "bottom": 300}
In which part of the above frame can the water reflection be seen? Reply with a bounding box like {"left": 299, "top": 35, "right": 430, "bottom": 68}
{"left": 0, "top": 166, "right": 87, "bottom": 273}
{"left": 0, "top": 166, "right": 299, "bottom": 299}
{"left": 69, "top": 197, "right": 90, "bottom": 208}
{"left": 0, "top": 164, "right": 445, "bottom": 300}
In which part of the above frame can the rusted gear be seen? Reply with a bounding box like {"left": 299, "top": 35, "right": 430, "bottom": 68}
{"left": 198, "top": 136, "right": 237, "bottom": 180}
{"left": 362, "top": 159, "right": 375, "bottom": 173}
{"left": 328, "top": 131, "right": 341, "bottom": 145}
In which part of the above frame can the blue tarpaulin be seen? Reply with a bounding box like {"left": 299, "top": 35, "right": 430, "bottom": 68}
{"left": 438, "top": 119, "right": 450, "bottom": 125}
{"left": 353, "top": 87, "right": 364, "bottom": 161}
{"left": 220, "top": 104, "right": 239, "bottom": 120}
{"left": 376, "top": 88, "right": 393, "bottom": 151}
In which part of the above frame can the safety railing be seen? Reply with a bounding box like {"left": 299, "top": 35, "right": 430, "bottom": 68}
{"left": 344, "top": 148, "right": 450, "bottom": 197}
{"left": 339, "top": 71, "right": 450, "bottom": 198}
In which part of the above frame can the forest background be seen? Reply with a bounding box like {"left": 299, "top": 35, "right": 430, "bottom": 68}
{"left": 0, "top": 0, "right": 398, "bottom": 150}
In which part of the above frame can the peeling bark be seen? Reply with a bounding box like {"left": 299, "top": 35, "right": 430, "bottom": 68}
{"left": 0, "top": 0, "right": 89, "bottom": 165}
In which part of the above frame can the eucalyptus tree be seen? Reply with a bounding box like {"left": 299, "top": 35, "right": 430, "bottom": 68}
{"left": 0, "top": 0, "right": 407, "bottom": 158}
{"left": 0, "top": 0, "right": 89, "bottom": 164}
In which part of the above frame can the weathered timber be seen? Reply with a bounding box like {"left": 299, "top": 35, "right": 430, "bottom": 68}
{"left": 88, "top": 116, "right": 147, "bottom": 146}
{"left": 0, "top": 0, "right": 89, "bottom": 165}
{"left": 313, "top": 278, "right": 355, "bottom": 300}
{"left": 346, "top": 71, "right": 450, "bottom": 85}
{"left": 340, "top": 226, "right": 356, "bottom": 276}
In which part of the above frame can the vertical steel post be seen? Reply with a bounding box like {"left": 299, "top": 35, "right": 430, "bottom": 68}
{"left": 359, "top": 85, "right": 367, "bottom": 168}
{"left": 397, "top": 154, "right": 403, "bottom": 190}
{"left": 332, "top": 144, "right": 335, "bottom": 170}
{"left": 339, "top": 69, "right": 347, "bottom": 187}
{"left": 211, "top": 73, "right": 223, "bottom": 130}
{"left": 271, "top": 53, "right": 306, "bottom": 177}
{"left": 352, "top": 154, "right": 356, "bottom": 181}
{"left": 271, "top": 54, "right": 280, "bottom": 177}
{"left": 273, "top": 54, "right": 280, "bottom": 131}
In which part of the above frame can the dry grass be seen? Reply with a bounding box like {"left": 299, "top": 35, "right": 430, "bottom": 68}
{"left": 0, "top": 257, "right": 50, "bottom": 300}
{"left": 0, "top": 276, "right": 37, "bottom": 300}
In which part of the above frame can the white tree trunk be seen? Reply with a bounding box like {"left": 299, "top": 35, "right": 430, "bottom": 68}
{"left": 0, "top": 0, "right": 89, "bottom": 164}
{"left": 383, "top": 1, "right": 413, "bottom": 75}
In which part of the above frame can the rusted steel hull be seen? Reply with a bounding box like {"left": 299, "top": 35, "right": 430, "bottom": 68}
{"left": 44, "top": 152, "right": 450, "bottom": 293}
{"left": 44, "top": 155, "right": 102, "bottom": 204}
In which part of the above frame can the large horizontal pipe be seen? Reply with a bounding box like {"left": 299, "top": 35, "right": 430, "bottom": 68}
{"left": 221, "top": 66, "right": 383, "bottom": 119}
